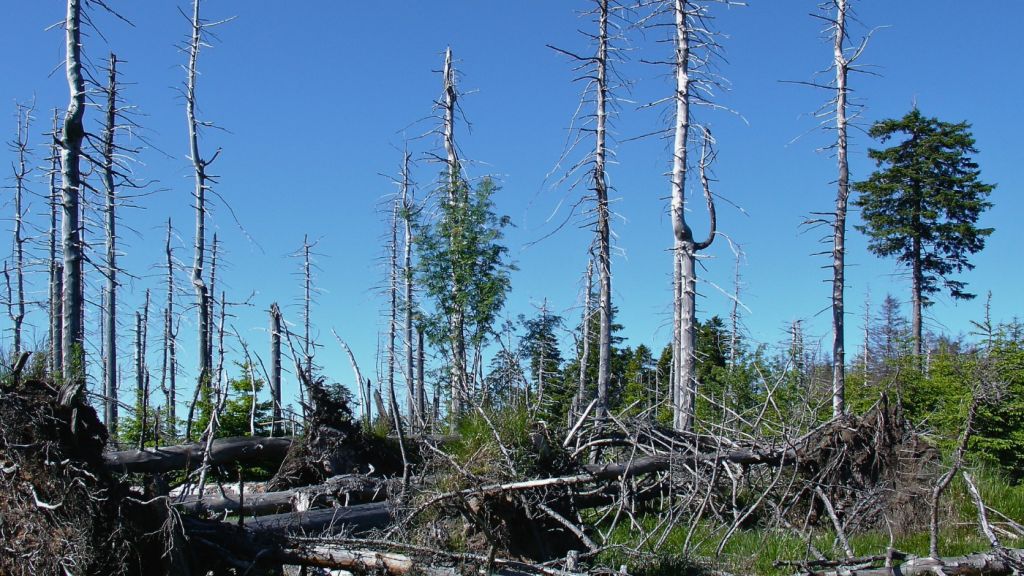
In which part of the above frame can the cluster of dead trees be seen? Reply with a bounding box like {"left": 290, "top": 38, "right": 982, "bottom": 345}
{"left": 72, "top": 378, "right": 1019, "bottom": 575}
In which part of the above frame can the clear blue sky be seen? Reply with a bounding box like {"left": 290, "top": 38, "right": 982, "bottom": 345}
{"left": 1, "top": 2, "right": 1021, "bottom": 409}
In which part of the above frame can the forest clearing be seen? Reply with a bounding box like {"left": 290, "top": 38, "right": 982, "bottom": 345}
{"left": 0, "top": 1, "right": 1022, "bottom": 575}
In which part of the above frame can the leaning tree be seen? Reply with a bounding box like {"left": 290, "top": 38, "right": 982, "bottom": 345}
{"left": 854, "top": 108, "right": 994, "bottom": 358}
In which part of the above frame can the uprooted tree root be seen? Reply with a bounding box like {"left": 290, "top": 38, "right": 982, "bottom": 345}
{"left": 790, "top": 394, "right": 941, "bottom": 533}
{"left": 0, "top": 380, "right": 171, "bottom": 576}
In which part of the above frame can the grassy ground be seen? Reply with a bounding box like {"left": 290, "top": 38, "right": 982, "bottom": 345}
{"left": 597, "top": 467, "right": 1023, "bottom": 575}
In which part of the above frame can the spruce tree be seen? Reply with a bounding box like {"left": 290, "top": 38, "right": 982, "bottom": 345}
{"left": 854, "top": 108, "right": 994, "bottom": 356}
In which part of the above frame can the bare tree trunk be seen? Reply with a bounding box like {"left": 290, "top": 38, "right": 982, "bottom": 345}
{"left": 60, "top": 0, "right": 86, "bottom": 394}
{"left": 388, "top": 201, "right": 400, "bottom": 428}
{"left": 333, "top": 330, "right": 368, "bottom": 426}
{"left": 186, "top": 0, "right": 212, "bottom": 395}
{"left": 400, "top": 151, "right": 417, "bottom": 427}
{"left": 830, "top": 0, "right": 850, "bottom": 417}
{"left": 135, "top": 310, "right": 144, "bottom": 448}
{"left": 593, "top": 0, "right": 613, "bottom": 424}
{"left": 441, "top": 47, "right": 467, "bottom": 425}
{"left": 161, "top": 219, "right": 177, "bottom": 439}
{"left": 911, "top": 234, "right": 923, "bottom": 359}
{"left": 416, "top": 324, "right": 426, "bottom": 427}
{"left": 673, "top": 131, "right": 717, "bottom": 432}
{"left": 49, "top": 111, "right": 62, "bottom": 377}
{"left": 270, "top": 303, "right": 283, "bottom": 436}
{"left": 302, "top": 235, "right": 314, "bottom": 377}
{"left": 9, "top": 104, "right": 31, "bottom": 356}
{"left": 102, "top": 53, "right": 119, "bottom": 434}
{"left": 576, "top": 256, "right": 594, "bottom": 421}
{"left": 207, "top": 233, "right": 218, "bottom": 368}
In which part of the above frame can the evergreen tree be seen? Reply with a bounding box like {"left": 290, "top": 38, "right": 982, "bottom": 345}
{"left": 519, "top": 310, "right": 564, "bottom": 408}
{"left": 854, "top": 109, "right": 994, "bottom": 356}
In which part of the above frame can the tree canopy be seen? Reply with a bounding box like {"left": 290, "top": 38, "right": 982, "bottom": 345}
{"left": 854, "top": 108, "right": 994, "bottom": 352}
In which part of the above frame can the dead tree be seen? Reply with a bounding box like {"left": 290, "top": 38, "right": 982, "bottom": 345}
{"left": 100, "top": 53, "right": 119, "bottom": 434}
{"left": 828, "top": 0, "right": 851, "bottom": 417}
{"left": 666, "top": 1, "right": 719, "bottom": 432}
{"left": 270, "top": 303, "right": 283, "bottom": 436}
{"left": 792, "top": 0, "right": 871, "bottom": 415}
{"left": 207, "top": 233, "right": 218, "bottom": 367}
{"left": 399, "top": 151, "right": 421, "bottom": 426}
{"left": 549, "top": 0, "right": 618, "bottom": 421}
{"left": 576, "top": 256, "right": 594, "bottom": 421}
{"left": 48, "top": 111, "right": 62, "bottom": 377}
{"left": 387, "top": 201, "right": 400, "bottom": 428}
{"left": 160, "top": 219, "right": 178, "bottom": 438}
{"left": 440, "top": 46, "right": 469, "bottom": 421}
{"left": 7, "top": 103, "right": 31, "bottom": 355}
{"left": 185, "top": 0, "right": 218, "bottom": 395}
{"left": 60, "top": 0, "right": 87, "bottom": 393}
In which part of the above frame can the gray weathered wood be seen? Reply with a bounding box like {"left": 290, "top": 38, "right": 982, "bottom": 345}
{"left": 104, "top": 436, "right": 292, "bottom": 473}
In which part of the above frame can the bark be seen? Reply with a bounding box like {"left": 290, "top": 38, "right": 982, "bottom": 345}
{"left": 333, "top": 330, "right": 369, "bottom": 425}
{"left": 576, "top": 257, "right": 593, "bottom": 420}
{"left": 302, "top": 236, "right": 314, "bottom": 377}
{"left": 135, "top": 311, "right": 144, "bottom": 447}
{"left": 102, "top": 53, "right": 119, "bottom": 434}
{"left": 388, "top": 201, "right": 399, "bottom": 428}
{"left": 186, "top": 0, "right": 212, "bottom": 393}
{"left": 244, "top": 501, "right": 392, "bottom": 535}
{"left": 9, "top": 104, "right": 30, "bottom": 356}
{"left": 401, "top": 151, "right": 417, "bottom": 427}
{"left": 831, "top": 0, "right": 850, "bottom": 417}
{"left": 162, "top": 219, "right": 177, "bottom": 438}
{"left": 807, "top": 550, "right": 1023, "bottom": 576}
{"left": 594, "top": 0, "right": 613, "bottom": 423}
{"left": 416, "top": 324, "right": 426, "bottom": 427}
{"left": 270, "top": 303, "right": 283, "bottom": 436}
{"left": 60, "top": 0, "right": 86, "bottom": 392}
{"left": 441, "top": 47, "right": 467, "bottom": 423}
{"left": 49, "top": 111, "right": 62, "bottom": 377}
{"left": 175, "top": 475, "right": 388, "bottom": 515}
{"left": 104, "top": 436, "right": 292, "bottom": 474}
{"left": 207, "top": 234, "right": 218, "bottom": 366}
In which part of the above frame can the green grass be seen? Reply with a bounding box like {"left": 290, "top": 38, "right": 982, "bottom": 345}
{"left": 595, "top": 466, "right": 1022, "bottom": 575}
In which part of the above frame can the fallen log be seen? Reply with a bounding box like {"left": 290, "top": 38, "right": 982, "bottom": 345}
{"left": 175, "top": 474, "right": 389, "bottom": 515}
{"left": 104, "top": 436, "right": 292, "bottom": 473}
{"left": 806, "top": 549, "right": 1023, "bottom": 576}
{"left": 244, "top": 501, "right": 393, "bottom": 535}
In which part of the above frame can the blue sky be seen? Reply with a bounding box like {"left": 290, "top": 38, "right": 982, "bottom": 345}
{"left": 1, "top": 2, "right": 1021, "bottom": 409}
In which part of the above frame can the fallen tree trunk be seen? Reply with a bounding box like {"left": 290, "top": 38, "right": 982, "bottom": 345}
{"left": 104, "top": 436, "right": 292, "bottom": 473}
{"left": 275, "top": 543, "right": 458, "bottom": 576}
{"left": 175, "top": 474, "right": 389, "bottom": 515}
{"left": 806, "top": 549, "right": 1023, "bottom": 576}
{"left": 244, "top": 501, "right": 393, "bottom": 535}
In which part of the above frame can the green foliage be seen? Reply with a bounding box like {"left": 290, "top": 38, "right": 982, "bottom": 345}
{"left": 854, "top": 108, "right": 994, "bottom": 304}
{"left": 972, "top": 323, "right": 1024, "bottom": 479}
{"left": 416, "top": 176, "right": 515, "bottom": 354}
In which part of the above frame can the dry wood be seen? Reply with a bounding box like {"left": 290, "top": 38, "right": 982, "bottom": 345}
{"left": 244, "top": 501, "right": 392, "bottom": 535}
{"left": 59, "top": 0, "right": 86, "bottom": 395}
{"left": 176, "top": 475, "right": 388, "bottom": 515}
{"left": 805, "top": 549, "right": 1023, "bottom": 576}
{"left": 104, "top": 436, "right": 292, "bottom": 473}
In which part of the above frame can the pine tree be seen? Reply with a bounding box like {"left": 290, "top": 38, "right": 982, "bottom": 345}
{"left": 854, "top": 108, "right": 994, "bottom": 357}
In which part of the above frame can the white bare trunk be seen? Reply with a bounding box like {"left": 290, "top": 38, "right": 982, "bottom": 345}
{"left": 270, "top": 303, "right": 283, "bottom": 436}
{"left": 60, "top": 0, "right": 86, "bottom": 392}
{"left": 830, "top": 0, "right": 850, "bottom": 417}
{"left": 594, "top": 0, "right": 613, "bottom": 422}
{"left": 102, "top": 54, "right": 119, "bottom": 434}
{"left": 186, "top": 0, "right": 212, "bottom": 391}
